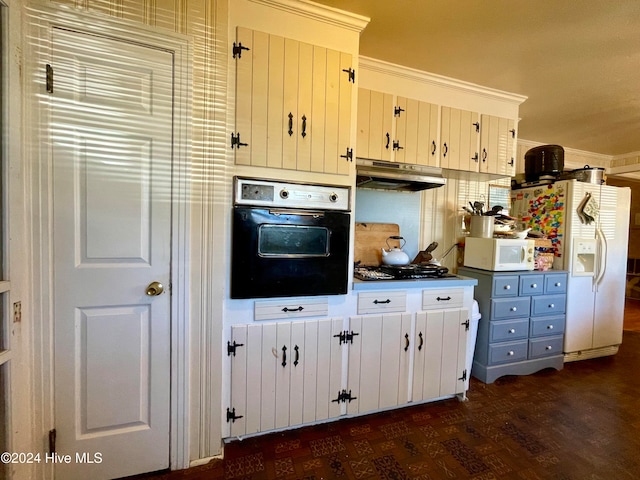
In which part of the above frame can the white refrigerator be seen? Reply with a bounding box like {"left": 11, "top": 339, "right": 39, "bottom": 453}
{"left": 511, "top": 179, "right": 631, "bottom": 361}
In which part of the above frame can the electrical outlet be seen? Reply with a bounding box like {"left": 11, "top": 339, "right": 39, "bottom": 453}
{"left": 13, "top": 301, "right": 21, "bottom": 323}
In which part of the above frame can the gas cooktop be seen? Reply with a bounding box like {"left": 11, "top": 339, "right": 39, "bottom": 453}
{"left": 354, "top": 264, "right": 451, "bottom": 281}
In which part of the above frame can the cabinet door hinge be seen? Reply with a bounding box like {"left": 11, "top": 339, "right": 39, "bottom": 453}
{"left": 342, "top": 67, "right": 355, "bottom": 83}
{"left": 331, "top": 389, "right": 357, "bottom": 404}
{"left": 394, "top": 106, "right": 405, "bottom": 117}
{"left": 473, "top": 121, "right": 480, "bottom": 132}
{"left": 458, "top": 369, "right": 467, "bottom": 382}
{"left": 46, "top": 64, "right": 54, "bottom": 94}
{"left": 226, "top": 407, "right": 244, "bottom": 423}
{"left": 509, "top": 128, "right": 516, "bottom": 138}
{"left": 227, "top": 340, "right": 245, "bottom": 356}
{"left": 461, "top": 319, "right": 470, "bottom": 331}
{"left": 392, "top": 140, "right": 403, "bottom": 151}
{"left": 333, "top": 330, "right": 359, "bottom": 345}
{"left": 231, "top": 132, "right": 248, "bottom": 149}
{"left": 49, "top": 428, "right": 57, "bottom": 454}
{"left": 232, "top": 42, "right": 250, "bottom": 59}
{"left": 339, "top": 147, "right": 353, "bottom": 162}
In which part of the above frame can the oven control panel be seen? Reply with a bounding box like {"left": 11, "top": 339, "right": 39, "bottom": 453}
{"left": 234, "top": 177, "right": 350, "bottom": 211}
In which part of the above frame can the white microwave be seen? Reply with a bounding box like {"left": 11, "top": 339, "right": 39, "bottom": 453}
{"left": 463, "top": 237, "right": 535, "bottom": 271}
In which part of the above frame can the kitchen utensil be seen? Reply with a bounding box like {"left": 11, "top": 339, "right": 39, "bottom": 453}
{"left": 473, "top": 201, "right": 485, "bottom": 215}
{"left": 381, "top": 236, "right": 411, "bottom": 266}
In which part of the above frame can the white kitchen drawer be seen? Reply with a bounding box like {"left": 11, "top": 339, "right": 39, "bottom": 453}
{"left": 421, "top": 288, "right": 464, "bottom": 310}
{"left": 357, "top": 290, "right": 407, "bottom": 315}
{"left": 254, "top": 297, "right": 329, "bottom": 321}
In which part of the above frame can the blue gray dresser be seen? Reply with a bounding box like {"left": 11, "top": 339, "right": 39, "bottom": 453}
{"left": 458, "top": 267, "right": 567, "bottom": 383}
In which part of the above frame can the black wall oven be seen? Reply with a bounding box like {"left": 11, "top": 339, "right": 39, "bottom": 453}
{"left": 231, "top": 177, "right": 351, "bottom": 299}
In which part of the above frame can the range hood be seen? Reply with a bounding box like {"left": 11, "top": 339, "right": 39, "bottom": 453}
{"left": 356, "top": 158, "right": 446, "bottom": 192}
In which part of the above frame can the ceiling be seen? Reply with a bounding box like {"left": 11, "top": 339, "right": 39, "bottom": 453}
{"left": 313, "top": 0, "right": 640, "bottom": 157}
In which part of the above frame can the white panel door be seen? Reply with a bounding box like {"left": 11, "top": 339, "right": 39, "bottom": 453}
{"left": 52, "top": 28, "right": 173, "bottom": 479}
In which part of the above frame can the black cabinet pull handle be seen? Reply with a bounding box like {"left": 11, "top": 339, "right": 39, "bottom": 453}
{"left": 282, "top": 306, "right": 304, "bottom": 312}
{"left": 281, "top": 345, "right": 287, "bottom": 367}
{"left": 373, "top": 299, "right": 391, "bottom": 304}
{"left": 301, "top": 115, "right": 307, "bottom": 138}
{"left": 443, "top": 142, "right": 448, "bottom": 157}
{"left": 482, "top": 148, "right": 487, "bottom": 162}
{"left": 436, "top": 296, "right": 452, "bottom": 301}
{"left": 431, "top": 140, "right": 436, "bottom": 155}
{"left": 418, "top": 332, "right": 424, "bottom": 351}
{"left": 288, "top": 112, "right": 293, "bottom": 136}
{"left": 294, "top": 345, "right": 300, "bottom": 366}
{"left": 385, "top": 132, "right": 390, "bottom": 150}
{"left": 404, "top": 333, "right": 410, "bottom": 352}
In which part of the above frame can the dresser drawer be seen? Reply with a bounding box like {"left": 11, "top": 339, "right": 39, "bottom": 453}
{"left": 489, "top": 318, "right": 529, "bottom": 343}
{"left": 529, "top": 335, "right": 564, "bottom": 359}
{"left": 489, "top": 340, "right": 528, "bottom": 365}
{"left": 492, "top": 276, "right": 519, "bottom": 297}
{"left": 531, "top": 294, "right": 566, "bottom": 316}
{"left": 357, "top": 290, "right": 407, "bottom": 315}
{"left": 491, "top": 297, "right": 530, "bottom": 319}
{"left": 530, "top": 315, "right": 565, "bottom": 337}
{"left": 519, "top": 274, "right": 545, "bottom": 296}
{"left": 544, "top": 274, "right": 567, "bottom": 294}
{"left": 422, "top": 288, "right": 464, "bottom": 310}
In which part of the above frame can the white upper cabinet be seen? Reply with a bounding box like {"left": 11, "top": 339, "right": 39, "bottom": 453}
{"left": 479, "top": 114, "right": 517, "bottom": 176}
{"left": 358, "top": 57, "right": 526, "bottom": 178}
{"left": 440, "top": 106, "right": 479, "bottom": 172}
{"left": 234, "top": 27, "right": 354, "bottom": 174}
{"left": 356, "top": 88, "right": 438, "bottom": 166}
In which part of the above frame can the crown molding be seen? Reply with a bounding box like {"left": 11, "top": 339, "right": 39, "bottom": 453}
{"left": 248, "top": 0, "right": 370, "bottom": 33}
{"left": 358, "top": 56, "right": 528, "bottom": 106}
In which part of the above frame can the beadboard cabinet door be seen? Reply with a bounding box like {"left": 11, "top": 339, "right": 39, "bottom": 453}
{"left": 356, "top": 89, "right": 438, "bottom": 166}
{"left": 234, "top": 27, "right": 353, "bottom": 174}
{"left": 346, "top": 313, "right": 412, "bottom": 415}
{"left": 479, "top": 114, "right": 516, "bottom": 176}
{"left": 412, "top": 308, "right": 469, "bottom": 400}
{"left": 440, "top": 106, "right": 479, "bottom": 172}
{"left": 228, "top": 318, "right": 343, "bottom": 437}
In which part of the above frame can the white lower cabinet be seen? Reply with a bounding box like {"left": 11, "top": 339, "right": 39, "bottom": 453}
{"left": 227, "top": 287, "right": 475, "bottom": 438}
{"left": 346, "top": 313, "right": 412, "bottom": 415}
{"left": 412, "top": 308, "right": 469, "bottom": 401}
{"left": 228, "top": 318, "right": 343, "bottom": 437}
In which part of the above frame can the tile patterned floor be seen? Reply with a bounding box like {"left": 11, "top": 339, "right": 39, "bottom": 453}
{"left": 127, "top": 330, "right": 640, "bottom": 480}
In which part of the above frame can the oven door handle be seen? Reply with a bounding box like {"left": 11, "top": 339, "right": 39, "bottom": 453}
{"left": 269, "top": 209, "right": 325, "bottom": 218}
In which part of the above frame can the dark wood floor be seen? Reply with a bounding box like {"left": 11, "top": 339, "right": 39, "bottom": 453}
{"left": 124, "top": 302, "right": 640, "bottom": 480}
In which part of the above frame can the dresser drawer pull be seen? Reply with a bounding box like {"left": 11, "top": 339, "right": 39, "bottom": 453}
{"left": 555, "top": 282, "right": 561, "bottom": 287}
{"left": 504, "top": 285, "right": 511, "bottom": 290}
{"left": 547, "top": 325, "right": 554, "bottom": 330}
{"left": 510, "top": 306, "right": 517, "bottom": 312}
{"left": 373, "top": 299, "right": 391, "bottom": 304}
{"left": 437, "top": 296, "right": 451, "bottom": 301}
{"left": 545, "top": 345, "right": 553, "bottom": 350}
{"left": 548, "top": 303, "right": 555, "bottom": 308}
{"left": 508, "top": 328, "right": 516, "bottom": 334}
{"left": 507, "top": 350, "right": 515, "bottom": 356}
{"left": 531, "top": 283, "right": 537, "bottom": 288}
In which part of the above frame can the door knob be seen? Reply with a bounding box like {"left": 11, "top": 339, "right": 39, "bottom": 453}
{"left": 146, "top": 281, "right": 164, "bottom": 296}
